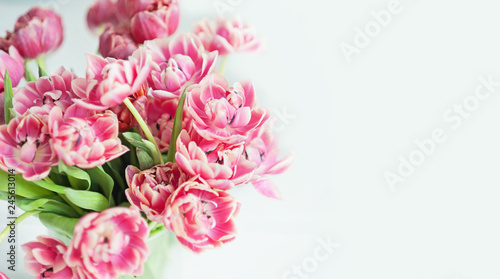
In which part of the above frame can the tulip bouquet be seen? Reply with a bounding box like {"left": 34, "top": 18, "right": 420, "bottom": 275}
{"left": 0, "top": 1, "right": 292, "bottom": 278}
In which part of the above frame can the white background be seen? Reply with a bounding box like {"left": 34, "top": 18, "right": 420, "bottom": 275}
{"left": 1, "top": 0, "right": 500, "bottom": 278}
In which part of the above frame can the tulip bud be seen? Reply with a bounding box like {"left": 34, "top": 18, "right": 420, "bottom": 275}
{"left": 10, "top": 7, "right": 64, "bottom": 59}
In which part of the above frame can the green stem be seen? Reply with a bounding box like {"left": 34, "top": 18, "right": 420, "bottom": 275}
{"left": 219, "top": 55, "right": 228, "bottom": 74}
{"left": 123, "top": 98, "right": 164, "bottom": 165}
{"left": 165, "top": 90, "right": 187, "bottom": 163}
{"left": 0, "top": 210, "right": 40, "bottom": 244}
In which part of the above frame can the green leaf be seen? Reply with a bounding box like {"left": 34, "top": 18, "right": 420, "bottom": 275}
{"left": 37, "top": 57, "right": 48, "bottom": 77}
{"left": 30, "top": 179, "right": 67, "bottom": 194}
{"left": 58, "top": 161, "right": 91, "bottom": 190}
{"left": 24, "top": 61, "right": 36, "bottom": 82}
{"left": 3, "top": 71, "right": 14, "bottom": 124}
{"left": 64, "top": 188, "right": 109, "bottom": 212}
{"left": 86, "top": 166, "right": 115, "bottom": 207}
{"left": 137, "top": 148, "right": 155, "bottom": 170}
{"left": 166, "top": 89, "right": 186, "bottom": 162}
{"left": 0, "top": 171, "right": 54, "bottom": 198}
{"left": 123, "top": 132, "right": 162, "bottom": 167}
{"left": 38, "top": 212, "right": 79, "bottom": 238}
{"left": 17, "top": 197, "right": 79, "bottom": 217}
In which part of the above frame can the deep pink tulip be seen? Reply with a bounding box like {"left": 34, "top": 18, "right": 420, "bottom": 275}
{"left": 125, "top": 162, "right": 187, "bottom": 222}
{"left": 164, "top": 178, "right": 239, "bottom": 252}
{"left": 194, "top": 17, "right": 262, "bottom": 55}
{"left": 49, "top": 107, "right": 128, "bottom": 169}
{"left": 13, "top": 67, "right": 78, "bottom": 116}
{"left": 0, "top": 112, "right": 56, "bottom": 181}
{"left": 0, "top": 46, "right": 24, "bottom": 92}
{"left": 186, "top": 73, "right": 269, "bottom": 145}
{"left": 72, "top": 47, "right": 157, "bottom": 110}
{"left": 65, "top": 207, "right": 150, "bottom": 279}
{"left": 175, "top": 129, "right": 257, "bottom": 190}
{"left": 22, "top": 236, "right": 74, "bottom": 279}
{"left": 144, "top": 33, "right": 217, "bottom": 99}
{"left": 130, "top": 0, "right": 180, "bottom": 44}
{"left": 244, "top": 123, "right": 294, "bottom": 199}
{"left": 9, "top": 7, "right": 63, "bottom": 59}
{"left": 0, "top": 271, "right": 8, "bottom": 279}
{"left": 99, "top": 26, "right": 138, "bottom": 60}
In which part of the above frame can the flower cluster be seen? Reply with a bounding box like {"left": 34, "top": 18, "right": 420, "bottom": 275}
{"left": 0, "top": 1, "right": 291, "bottom": 278}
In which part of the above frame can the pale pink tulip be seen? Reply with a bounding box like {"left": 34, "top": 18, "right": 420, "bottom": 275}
{"left": 0, "top": 112, "right": 56, "bottom": 181}
{"left": 244, "top": 123, "right": 294, "bottom": 199}
{"left": 164, "top": 178, "right": 239, "bottom": 252}
{"left": 125, "top": 162, "right": 187, "bottom": 222}
{"left": 9, "top": 7, "right": 63, "bottom": 59}
{"left": 194, "top": 17, "right": 262, "bottom": 55}
{"left": 22, "top": 236, "right": 74, "bottom": 279}
{"left": 99, "top": 26, "right": 138, "bottom": 60}
{"left": 175, "top": 129, "right": 257, "bottom": 190}
{"left": 130, "top": 0, "right": 180, "bottom": 44}
{"left": 49, "top": 107, "right": 128, "bottom": 169}
{"left": 0, "top": 46, "right": 24, "bottom": 92}
{"left": 186, "top": 73, "right": 269, "bottom": 144}
{"left": 144, "top": 33, "right": 217, "bottom": 99}
{"left": 72, "top": 47, "right": 157, "bottom": 110}
{"left": 65, "top": 207, "right": 149, "bottom": 279}
{"left": 13, "top": 67, "right": 78, "bottom": 116}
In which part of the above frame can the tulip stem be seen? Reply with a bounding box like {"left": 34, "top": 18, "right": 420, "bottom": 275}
{"left": 123, "top": 98, "right": 164, "bottom": 165}
{"left": 0, "top": 210, "right": 40, "bottom": 244}
{"left": 219, "top": 55, "right": 228, "bottom": 74}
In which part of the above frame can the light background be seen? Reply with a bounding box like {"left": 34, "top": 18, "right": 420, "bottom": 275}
{"left": 1, "top": 0, "right": 500, "bottom": 278}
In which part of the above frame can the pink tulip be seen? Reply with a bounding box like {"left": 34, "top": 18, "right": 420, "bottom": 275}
{"left": 244, "top": 123, "right": 294, "bottom": 199}
{"left": 143, "top": 97, "right": 177, "bottom": 152}
{"left": 186, "top": 73, "right": 269, "bottom": 145}
{"left": 0, "top": 271, "right": 8, "bottom": 279}
{"left": 110, "top": 88, "right": 148, "bottom": 132}
{"left": 143, "top": 94, "right": 192, "bottom": 152}
{"left": 164, "top": 178, "right": 239, "bottom": 252}
{"left": 99, "top": 26, "right": 139, "bottom": 60}
{"left": 87, "top": 0, "right": 122, "bottom": 32}
{"left": 130, "top": 0, "right": 180, "bottom": 44}
{"left": 22, "top": 236, "right": 74, "bottom": 279}
{"left": 0, "top": 112, "right": 56, "bottom": 181}
{"left": 125, "top": 162, "right": 187, "bottom": 222}
{"left": 175, "top": 129, "right": 257, "bottom": 190}
{"left": 0, "top": 46, "right": 24, "bottom": 92}
{"left": 65, "top": 207, "right": 149, "bottom": 279}
{"left": 13, "top": 67, "right": 78, "bottom": 117}
{"left": 9, "top": 7, "right": 63, "bottom": 59}
{"left": 194, "top": 17, "right": 262, "bottom": 55}
{"left": 72, "top": 47, "right": 157, "bottom": 110}
{"left": 144, "top": 33, "right": 217, "bottom": 99}
{"left": 49, "top": 107, "right": 129, "bottom": 169}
